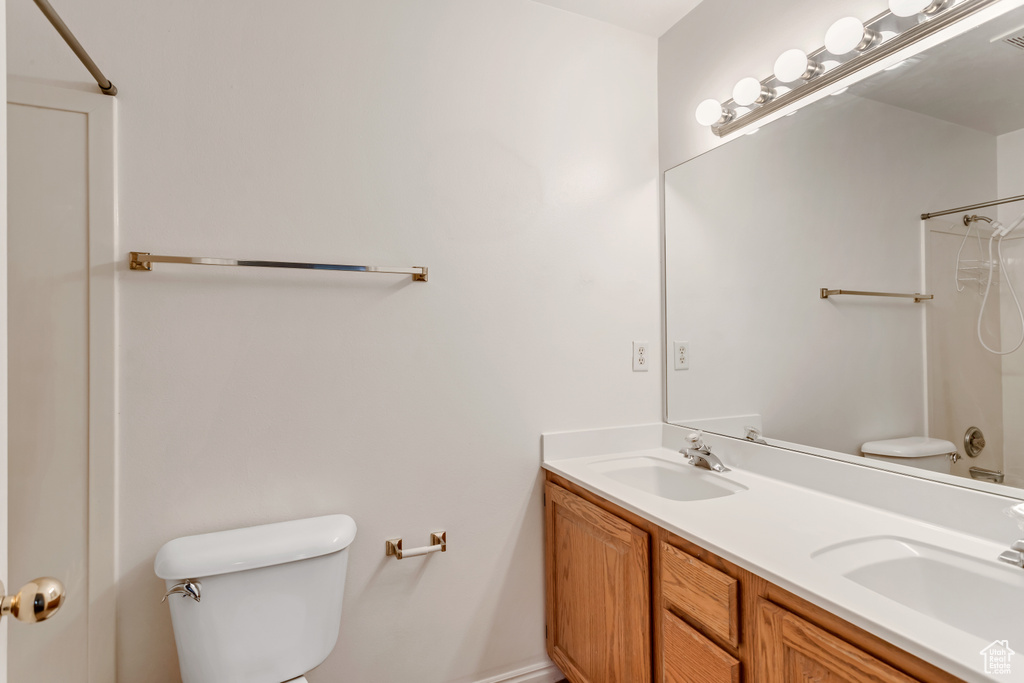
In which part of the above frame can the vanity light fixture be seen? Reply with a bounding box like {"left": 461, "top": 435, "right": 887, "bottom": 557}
{"left": 825, "top": 17, "right": 881, "bottom": 55}
{"left": 732, "top": 77, "right": 775, "bottom": 106}
{"left": 692, "top": 0, "right": 1001, "bottom": 138}
{"left": 694, "top": 98, "right": 733, "bottom": 126}
{"left": 888, "top": 0, "right": 951, "bottom": 18}
{"left": 774, "top": 48, "right": 822, "bottom": 83}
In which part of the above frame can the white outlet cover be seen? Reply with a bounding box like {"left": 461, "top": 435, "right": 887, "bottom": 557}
{"left": 673, "top": 341, "right": 689, "bottom": 370}
{"left": 633, "top": 341, "right": 649, "bottom": 372}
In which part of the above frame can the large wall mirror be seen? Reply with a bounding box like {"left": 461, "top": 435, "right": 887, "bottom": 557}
{"left": 665, "top": 3, "right": 1024, "bottom": 496}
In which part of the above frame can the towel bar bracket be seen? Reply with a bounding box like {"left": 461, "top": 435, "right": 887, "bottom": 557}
{"left": 130, "top": 252, "right": 153, "bottom": 271}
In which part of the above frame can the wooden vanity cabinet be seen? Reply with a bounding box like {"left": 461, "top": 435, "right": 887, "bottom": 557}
{"left": 544, "top": 472, "right": 962, "bottom": 683}
{"left": 544, "top": 481, "right": 651, "bottom": 683}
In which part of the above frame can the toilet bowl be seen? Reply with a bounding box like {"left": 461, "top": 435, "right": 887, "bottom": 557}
{"left": 155, "top": 514, "right": 357, "bottom": 683}
{"left": 860, "top": 436, "right": 958, "bottom": 473}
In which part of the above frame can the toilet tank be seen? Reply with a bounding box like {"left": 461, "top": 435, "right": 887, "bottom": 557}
{"left": 155, "top": 514, "right": 357, "bottom": 683}
{"left": 860, "top": 437, "right": 957, "bottom": 473}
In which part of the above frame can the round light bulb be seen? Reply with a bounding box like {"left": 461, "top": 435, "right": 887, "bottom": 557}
{"left": 825, "top": 17, "right": 879, "bottom": 55}
{"left": 888, "top": 0, "right": 946, "bottom": 17}
{"left": 774, "top": 49, "right": 820, "bottom": 84}
{"left": 695, "top": 99, "right": 731, "bottom": 127}
{"left": 733, "top": 77, "right": 772, "bottom": 107}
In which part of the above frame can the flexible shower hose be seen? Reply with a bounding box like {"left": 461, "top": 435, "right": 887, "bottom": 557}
{"left": 977, "top": 211, "right": 1024, "bottom": 355}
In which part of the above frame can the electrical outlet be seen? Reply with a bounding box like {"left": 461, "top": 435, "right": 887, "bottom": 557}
{"left": 673, "top": 341, "right": 689, "bottom": 370}
{"left": 633, "top": 341, "right": 649, "bottom": 372}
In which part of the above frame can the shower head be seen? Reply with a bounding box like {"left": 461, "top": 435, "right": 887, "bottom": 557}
{"left": 964, "top": 214, "right": 994, "bottom": 225}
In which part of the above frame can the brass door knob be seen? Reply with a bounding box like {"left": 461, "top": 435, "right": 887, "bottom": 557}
{"left": 0, "top": 577, "right": 66, "bottom": 623}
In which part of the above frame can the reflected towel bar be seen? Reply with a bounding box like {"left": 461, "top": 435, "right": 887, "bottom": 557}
{"left": 820, "top": 288, "right": 932, "bottom": 303}
{"left": 129, "top": 252, "right": 428, "bottom": 282}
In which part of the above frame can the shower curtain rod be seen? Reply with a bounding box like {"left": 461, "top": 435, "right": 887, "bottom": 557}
{"left": 921, "top": 193, "right": 1024, "bottom": 221}
{"left": 33, "top": 0, "right": 116, "bottom": 96}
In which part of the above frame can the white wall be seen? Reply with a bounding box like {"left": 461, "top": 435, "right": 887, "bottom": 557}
{"left": 658, "top": 0, "right": 887, "bottom": 171}
{"left": 7, "top": 2, "right": 661, "bottom": 681}
{"left": 998, "top": 127, "right": 1024, "bottom": 485}
{"left": 664, "top": 94, "right": 995, "bottom": 454}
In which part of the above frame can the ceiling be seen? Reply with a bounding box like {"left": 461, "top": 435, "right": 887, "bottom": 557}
{"left": 530, "top": 0, "right": 705, "bottom": 37}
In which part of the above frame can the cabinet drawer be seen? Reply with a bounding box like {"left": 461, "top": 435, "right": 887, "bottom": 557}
{"left": 663, "top": 609, "right": 740, "bottom": 683}
{"left": 661, "top": 542, "right": 739, "bottom": 647}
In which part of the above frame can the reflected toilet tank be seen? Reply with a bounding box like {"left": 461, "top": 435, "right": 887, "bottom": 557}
{"left": 861, "top": 437, "right": 957, "bottom": 473}
{"left": 155, "top": 514, "right": 357, "bottom": 683}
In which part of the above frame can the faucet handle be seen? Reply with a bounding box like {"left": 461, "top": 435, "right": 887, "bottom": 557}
{"left": 1000, "top": 549, "right": 1024, "bottom": 568}
{"left": 1011, "top": 539, "right": 1024, "bottom": 553}
{"left": 744, "top": 426, "right": 768, "bottom": 445}
{"left": 686, "top": 430, "right": 705, "bottom": 446}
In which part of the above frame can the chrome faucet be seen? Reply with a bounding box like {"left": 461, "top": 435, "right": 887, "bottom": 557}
{"left": 999, "top": 541, "right": 1024, "bottom": 568}
{"left": 744, "top": 426, "right": 767, "bottom": 445}
{"left": 682, "top": 431, "right": 729, "bottom": 473}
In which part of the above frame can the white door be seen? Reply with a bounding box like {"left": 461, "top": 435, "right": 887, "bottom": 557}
{"left": 0, "top": 18, "right": 8, "bottom": 682}
{"left": 5, "top": 81, "right": 116, "bottom": 683}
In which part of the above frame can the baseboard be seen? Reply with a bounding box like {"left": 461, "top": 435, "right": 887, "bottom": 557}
{"left": 472, "top": 661, "right": 563, "bottom": 683}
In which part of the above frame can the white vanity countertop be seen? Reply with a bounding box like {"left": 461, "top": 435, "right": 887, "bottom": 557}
{"left": 542, "top": 423, "right": 1024, "bottom": 683}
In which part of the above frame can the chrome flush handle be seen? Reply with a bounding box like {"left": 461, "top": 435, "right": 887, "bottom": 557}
{"left": 162, "top": 579, "right": 201, "bottom": 603}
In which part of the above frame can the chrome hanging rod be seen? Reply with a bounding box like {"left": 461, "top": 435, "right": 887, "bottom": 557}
{"left": 821, "top": 288, "right": 932, "bottom": 303}
{"left": 129, "top": 252, "right": 428, "bottom": 282}
{"left": 921, "top": 193, "right": 1024, "bottom": 220}
{"left": 33, "top": 0, "right": 116, "bottom": 96}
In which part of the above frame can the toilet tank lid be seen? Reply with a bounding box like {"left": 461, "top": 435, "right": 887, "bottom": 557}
{"left": 154, "top": 514, "right": 357, "bottom": 580}
{"left": 861, "top": 437, "right": 957, "bottom": 458}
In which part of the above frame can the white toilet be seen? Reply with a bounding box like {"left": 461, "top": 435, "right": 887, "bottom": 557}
{"left": 860, "top": 437, "right": 958, "bottom": 473}
{"left": 155, "top": 514, "right": 357, "bottom": 683}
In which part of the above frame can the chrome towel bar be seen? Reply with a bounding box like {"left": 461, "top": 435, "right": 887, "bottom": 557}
{"left": 385, "top": 532, "right": 446, "bottom": 560}
{"left": 820, "top": 288, "right": 932, "bottom": 303}
{"left": 129, "top": 252, "right": 428, "bottom": 282}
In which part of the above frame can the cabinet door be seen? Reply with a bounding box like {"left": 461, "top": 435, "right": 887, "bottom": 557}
{"left": 545, "top": 482, "right": 651, "bottom": 683}
{"left": 756, "top": 599, "right": 919, "bottom": 682}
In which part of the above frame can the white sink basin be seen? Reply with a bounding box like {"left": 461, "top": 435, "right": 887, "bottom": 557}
{"left": 812, "top": 536, "right": 1024, "bottom": 643}
{"left": 591, "top": 455, "right": 747, "bottom": 502}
